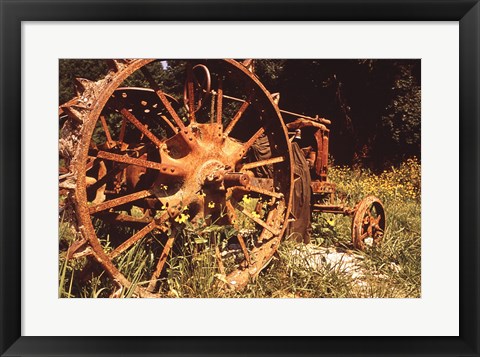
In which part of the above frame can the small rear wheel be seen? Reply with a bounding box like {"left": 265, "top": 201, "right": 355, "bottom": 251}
{"left": 352, "top": 196, "right": 385, "bottom": 250}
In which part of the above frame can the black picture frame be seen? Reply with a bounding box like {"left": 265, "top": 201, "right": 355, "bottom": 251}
{"left": 1, "top": 0, "right": 478, "bottom": 356}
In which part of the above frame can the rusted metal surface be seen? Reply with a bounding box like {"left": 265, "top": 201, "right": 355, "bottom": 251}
{"left": 88, "top": 189, "right": 153, "bottom": 214}
{"left": 59, "top": 58, "right": 386, "bottom": 298}
{"left": 96, "top": 151, "right": 185, "bottom": 176}
{"left": 352, "top": 196, "right": 386, "bottom": 250}
{"left": 147, "top": 235, "right": 175, "bottom": 293}
{"left": 241, "top": 156, "right": 285, "bottom": 170}
{"left": 310, "top": 181, "right": 336, "bottom": 194}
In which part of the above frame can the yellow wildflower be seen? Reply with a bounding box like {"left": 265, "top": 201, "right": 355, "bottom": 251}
{"left": 327, "top": 217, "right": 336, "bottom": 227}
{"left": 175, "top": 213, "right": 190, "bottom": 224}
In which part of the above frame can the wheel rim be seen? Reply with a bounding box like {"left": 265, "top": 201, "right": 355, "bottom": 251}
{"left": 65, "top": 59, "right": 293, "bottom": 296}
{"left": 352, "top": 196, "right": 386, "bottom": 250}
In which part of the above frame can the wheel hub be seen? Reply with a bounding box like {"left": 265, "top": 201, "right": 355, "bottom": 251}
{"left": 199, "top": 159, "right": 228, "bottom": 187}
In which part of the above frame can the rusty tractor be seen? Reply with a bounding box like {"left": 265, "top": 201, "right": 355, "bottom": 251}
{"left": 59, "top": 59, "right": 385, "bottom": 297}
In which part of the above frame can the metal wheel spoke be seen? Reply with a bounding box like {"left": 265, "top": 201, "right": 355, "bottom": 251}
{"left": 244, "top": 185, "right": 283, "bottom": 199}
{"left": 119, "top": 108, "right": 164, "bottom": 148}
{"left": 99, "top": 115, "right": 115, "bottom": 147}
{"left": 186, "top": 66, "right": 197, "bottom": 123}
{"left": 87, "top": 143, "right": 157, "bottom": 192}
{"left": 236, "top": 127, "right": 265, "bottom": 159}
{"left": 359, "top": 231, "right": 369, "bottom": 241}
{"left": 146, "top": 235, "right": 175, "bottom": 293}
{"left": 258, "top": 210, "right": 276, "bottom": 243}
{"left": 233, "top": 200, "right": 280, "bottom": 236}
{"left": 367, "top": 213, "right": 375, "bottom": 225}
{"left": 96, "top": 151, "right": 185, "bottom": 177}
{"left": 89, "top": 189, "right": 153, "bottom": 214}
{"left": 362, "top": 214, "right": 370, "bottom": 225}
{"left": 224, "top": 92, "right": 253, "bottom": 136}
{"left": 118, "top": 116, "right": 127, "bottom": 144}
{"left": 109, "top": 219, "right": 159, "bottom": 260}
{"left": 367, "top": 223, "right": 373, "bottom": 236}
{"left": 241, "top": 156, "right": 285, "bottom": 170}
{"left": 216, "top": 77, "right": 223, "bottom": 124}
{"left": 86, "top": 156, "right": 96, "bottom": 171}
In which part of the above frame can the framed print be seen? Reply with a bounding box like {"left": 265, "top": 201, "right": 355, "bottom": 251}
{"left": 1, "top": 0, "right": 479, "bottom": 356}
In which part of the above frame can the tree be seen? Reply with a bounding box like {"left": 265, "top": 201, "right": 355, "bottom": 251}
{"left": 378, "top": 61, "right": 421, "bottom": 164}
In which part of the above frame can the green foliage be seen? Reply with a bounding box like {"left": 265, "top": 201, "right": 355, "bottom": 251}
{"left": 381, "top": 63, "right": 421, "bottom": 159}
{"left": 254, "top": 59, "right": 286, "bottom": 91}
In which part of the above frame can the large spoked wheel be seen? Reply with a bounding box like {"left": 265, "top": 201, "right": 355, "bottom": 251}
{"left": 351, "top": 196, "right": 386, "bottom": 250}
{"left": 67, "top": 59, "right": 293, "bottom": 297}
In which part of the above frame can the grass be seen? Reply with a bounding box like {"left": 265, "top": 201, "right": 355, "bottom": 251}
{"left": 59, "top": 157, "right": 421, "bottom": 298}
